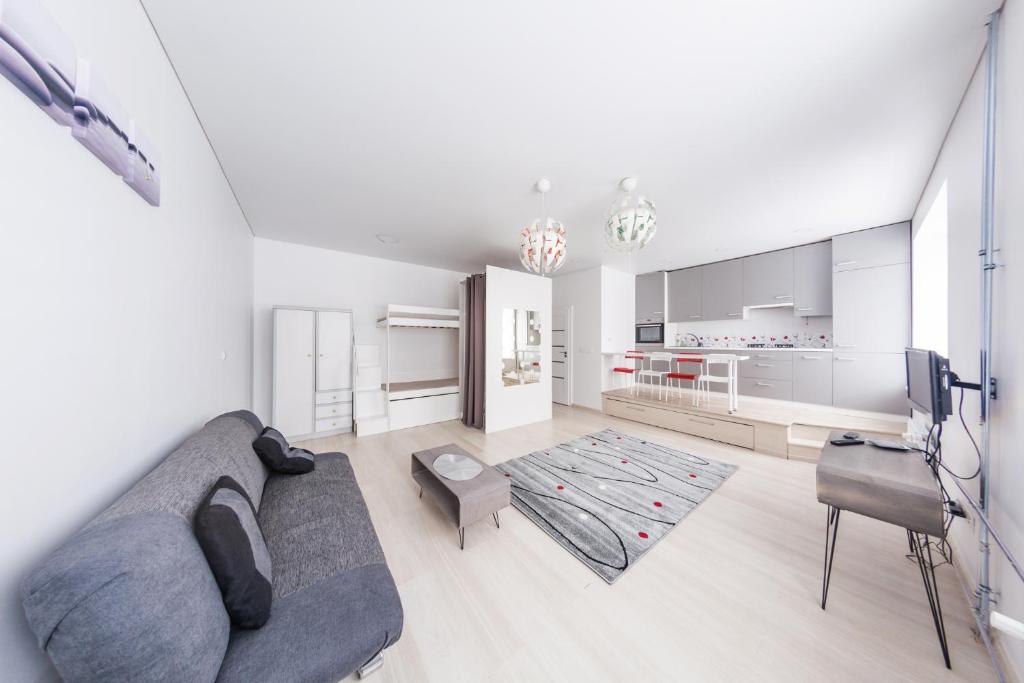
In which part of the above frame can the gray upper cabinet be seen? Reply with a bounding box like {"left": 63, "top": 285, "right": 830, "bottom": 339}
{"left": 635, "top": 271, "right": 666, "bottom": 323}
{"left": 833, "top": 262, "right": 910, "bottom": 352}
{"left": 793, "top": 241, "right": 833, "bottom": 316}
{"left": 832, "top": 222, "right": 910, "bottom": 272}
{"left": 742, "top": 249, "right": 793, "bottom": 307}
{"left": 701, "top": 259, "right": 744, "bottom": 321}
{"left": 666, "top": 267, "right": 702, "bottom": 322}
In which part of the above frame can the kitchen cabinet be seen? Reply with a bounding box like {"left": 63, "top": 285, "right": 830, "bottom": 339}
{"left": 833, "top": 222, "right": 910, "bottom": 272}
{"left": 635, "top": 271, "right": 666, "bottom": 323}
{"left": 743, "top": 248, "right": 793, "bottom": 307}
{"left": 794, "top": 241, "right": 832, "bottom": 316}
{"left": 667, "top": 267, "right": 702, "bottom": 322}
{"left": 740, "top": 358, "right": 793, "bottom": 381}
{"left": 793, "top": 351, "right": 833, "bottom": 405}
{"left": 833, "top": 352, "right": 907, "bottom": 414}
{"left": 738, "top": 377, "right": 793, "bottom": 401}
{"left": 833, "top": 263, "right": 910, "bottom": 353}
{"left": 701, "top": 259, "right": 744, "bottom": 321}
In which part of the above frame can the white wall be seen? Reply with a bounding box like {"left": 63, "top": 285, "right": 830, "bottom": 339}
{"left": 0, "top": 2, "right": 254, "bottom": 680}
{"left": 553, "top": 268, "right": 602, "bottom": 409}
{"left": 485, "top": 266, "right": 552, "bottom": 432}
{"left": 551, "top": 266, "right": 634, "bottom": 410}
{"left": 912, "top": 3, "right": 1023, "bottom": 677}
{"left": 252, "top": 238, "right": 466, "bottom": 422}
{"left": 600, "top": 266, "right": 635, "bottom": 354}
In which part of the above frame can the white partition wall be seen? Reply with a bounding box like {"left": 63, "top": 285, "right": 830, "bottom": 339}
{"left": 485, "top": 266, "right": 552, "bottom": 432}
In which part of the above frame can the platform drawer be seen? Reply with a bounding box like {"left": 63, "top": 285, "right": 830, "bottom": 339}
{"left": 603, "top": 398, "right": 754, "bottom": 449}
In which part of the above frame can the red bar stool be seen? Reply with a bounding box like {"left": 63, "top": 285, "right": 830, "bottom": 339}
{"left": 667, "top": 355, "right": 703, "bottom": 404}
{"left": 612, "top": 352, "right": 645, "bottom": 396}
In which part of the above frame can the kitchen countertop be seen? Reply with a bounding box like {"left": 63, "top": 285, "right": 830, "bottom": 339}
{"left": 666, "top": 346, "right": 832, "bottom": 353}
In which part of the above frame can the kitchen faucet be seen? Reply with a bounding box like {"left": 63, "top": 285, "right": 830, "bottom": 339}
{"left": 681, "top": 332, "right": 701, "bottom": 347}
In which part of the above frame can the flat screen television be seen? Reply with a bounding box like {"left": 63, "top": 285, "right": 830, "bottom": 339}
{"left": 905, "top": 348, "right": 952, "bottom": 424}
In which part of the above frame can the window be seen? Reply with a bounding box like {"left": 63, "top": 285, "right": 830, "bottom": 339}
{"left": 912, "top": 180, "right": 949, "bottom": 356}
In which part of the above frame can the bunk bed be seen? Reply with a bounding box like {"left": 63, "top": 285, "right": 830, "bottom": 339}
{"left": 376, "top": 304, "right": 461, "bottom": 430}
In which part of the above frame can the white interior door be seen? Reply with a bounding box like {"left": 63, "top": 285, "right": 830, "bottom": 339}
{"left": 274, "top": 309, "right": 315, "bottom": 437}
{"left": 552, "top": 307, "right": 572, "bottom": 405}
{"left": 316, "top": 311, "right": 352, "bottom": 391}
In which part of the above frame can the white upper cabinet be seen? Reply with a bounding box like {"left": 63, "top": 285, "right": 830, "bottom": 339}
{"left": 635, "top": 271, "right": 666, "bottom": 323}
{"left": 701, "top": 259, "right": 744, "bottom": 321}
{"left": 742, "top": 248, "right": 794, "bottom": 307}
{"left": 666, "top": 267, "right": 702, "bottom": 322}
{"left": 316, "top": 310, "right": 352, "bottom": 391}
{"left": 832, "top": 222, "right": 910, "bottom": 272}
{"left": 793, "top": 241, "right": 833, "bottom": 316}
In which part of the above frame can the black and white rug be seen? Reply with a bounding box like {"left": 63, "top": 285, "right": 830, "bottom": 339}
{"left": 495, "top": 428, "right": 737, "bottom": 584}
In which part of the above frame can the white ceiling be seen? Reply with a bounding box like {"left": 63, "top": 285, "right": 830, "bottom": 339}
{"left": 142, "top": 0, "right": 998, "bottom": 275}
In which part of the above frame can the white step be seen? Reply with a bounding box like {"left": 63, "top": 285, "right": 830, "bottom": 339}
{"left": 356, "top": 415, "right": 390, "bottom": 437}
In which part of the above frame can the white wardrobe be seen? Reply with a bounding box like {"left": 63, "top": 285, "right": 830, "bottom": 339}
{"left": 273, "top": 307, "right": 353, "bottom": 439}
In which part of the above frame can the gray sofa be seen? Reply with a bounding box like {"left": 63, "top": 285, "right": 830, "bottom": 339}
{"left": 21, "top": 410, "right": 403, "bottom": 682}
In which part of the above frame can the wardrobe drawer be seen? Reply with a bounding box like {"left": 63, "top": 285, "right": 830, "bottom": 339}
{"left": 739, "top": 377, "right": 793, "bottom": 401}
{"left": 316, "top": 390, "right": 352, "bottom": 405}
{"left": 739, "top": 359, "right": 792, "bottom": 381}
{"left": 315, "top": 402, "right": 353, "bottom": 420}
{"left": 315, "top": 416, "right": 352, "bottom": 433}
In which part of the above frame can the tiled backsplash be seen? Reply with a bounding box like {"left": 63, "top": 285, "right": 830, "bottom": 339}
{"left": 665, "top": 307, "right": 833, "bottom": 348}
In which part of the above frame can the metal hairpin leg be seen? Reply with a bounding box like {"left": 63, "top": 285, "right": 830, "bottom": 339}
{"left": 493, "top": 511, "right": 500, "bottom": 528}
{"left": 821, "top": 505, "right": 841, "bottom": 609}
{"left": 458, "top": 527, "right": 465, "bottom": 550}
{"left": 908, "top": 529, "right": 951, "bottom": 669}
{"left": 418, "top": 487, "right": 423, "bottom": 499}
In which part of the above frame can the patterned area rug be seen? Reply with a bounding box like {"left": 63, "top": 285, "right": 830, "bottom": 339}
{"left": 495, "top": 428, "right": 737, "bottom": 584}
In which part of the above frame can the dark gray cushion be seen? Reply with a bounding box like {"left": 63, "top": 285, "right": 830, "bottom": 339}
{"left": 252, "top": 427, "right": 315, "bottom": 475}
{"left": 217, "top": 564, "right": 403, "bottom": 683}
{"left": 195, "top": 477, "right": 273, "bottom": 629}
{"left": 22, "top": 513, "right": 230, "bottom": 682}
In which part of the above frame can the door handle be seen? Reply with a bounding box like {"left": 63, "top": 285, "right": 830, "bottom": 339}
{"left": 835, "top": 260, "right": 857, "bottom": 267}
{"left": 755, "top": 363, "right": 773, "bottom": 367}
{"left": 755, "top": 382, "right": 774, "bottom": 387}
{"left": 688, "top": 315, "right": 701, "bottom": 319}
{"left": 835, "top": 357, "right": 856, "bottom": 362}
{"left": 774, "top": 295, "right": 792, "bottom": 300}
{"left": 727, "top": 312, "right": 741, "bottom": 317}
{"left": 796, "top": 307, "right": 813, "bottom": 312}
{"left": 835, "top": 344, "right": 857, "bottom": 348}
{"left": 800, "top": 356, "right": 821, "bottom": 360}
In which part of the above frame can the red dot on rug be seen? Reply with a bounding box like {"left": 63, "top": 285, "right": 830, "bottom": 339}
{"left": 504, "top": 473, "right": 511, "bottom": 477}
{"left": 653, "top": 501, "right": 663, "bottom": 507}
{"left": 689, "top": 473, "right": 697, "bottom": 478}
{"left": 556, "top": 485, "right": 564, "bottom": 490}
{"left": 621, "top": 459, "right": 628, "bottom": 464}
{"left": 592, "top": 442, "right": 597, "bottom": 446}
{"left": 638, "top": 531, "right": 649, "bottom": 539}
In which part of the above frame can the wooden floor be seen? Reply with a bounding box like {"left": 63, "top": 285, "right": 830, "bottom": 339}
{"left": 298, "top": 405, "right": 995, "bottom": 683}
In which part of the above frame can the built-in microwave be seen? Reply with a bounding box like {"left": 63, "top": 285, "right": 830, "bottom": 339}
{"left": 635, "top": 323, "right": 664, "bottom": 345}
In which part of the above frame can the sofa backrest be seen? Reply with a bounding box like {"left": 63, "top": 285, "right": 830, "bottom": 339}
{"left": 21, "top": 410, "right": 267, "bottom": 682}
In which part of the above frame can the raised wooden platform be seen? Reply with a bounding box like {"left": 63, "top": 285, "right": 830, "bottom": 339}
{"left": 602, "top": 387, "right": 906, "bottom": 461}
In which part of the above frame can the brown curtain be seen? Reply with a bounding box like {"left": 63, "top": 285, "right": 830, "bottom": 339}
{"left": 462, "top": 274, "right": 486, "bottom": 428}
